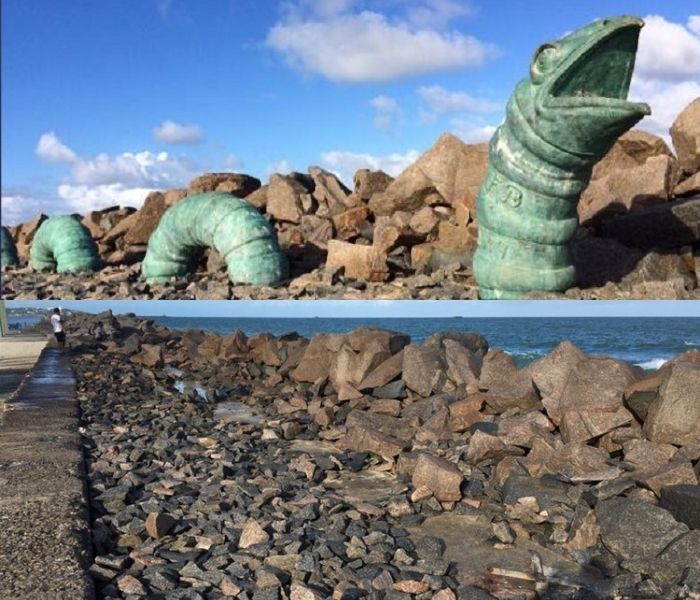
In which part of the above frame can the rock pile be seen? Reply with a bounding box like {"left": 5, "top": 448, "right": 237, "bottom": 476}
{"left": 3, "top": 98, "right": 700, "bottom": 299}
{"left": 62, "top": 313, "right": 700, "bottom": 599}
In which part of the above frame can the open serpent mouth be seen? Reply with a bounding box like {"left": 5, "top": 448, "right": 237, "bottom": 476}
{"left": 548, "top": 20, "right": 650, "bottom": 115}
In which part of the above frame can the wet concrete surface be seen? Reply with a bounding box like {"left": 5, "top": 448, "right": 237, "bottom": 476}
{"left": 0, "top": 348, "right": 94, "bottom": 599}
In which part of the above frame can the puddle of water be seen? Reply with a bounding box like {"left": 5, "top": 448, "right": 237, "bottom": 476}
{"left": 164, "top": 365, "right": 183, "bottom": 378}
{"left": 173, "top": 380, "right": 208, "bottom": 400}
{"left": 213, "top": 401, "right": 264, "bottom": 425}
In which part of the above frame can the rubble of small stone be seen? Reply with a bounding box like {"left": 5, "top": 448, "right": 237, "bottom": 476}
{"left": 61, "top": 312, "right": 700, "bottom": 599}
{"left": 3, "top": 99, "right": 700, "bottom": 300}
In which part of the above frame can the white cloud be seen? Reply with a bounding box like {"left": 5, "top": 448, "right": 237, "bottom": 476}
{"left": 635, "top": 15, "right": 700, "bottom": 81}
{"left": 689, "top": 15, "right": 700, "bottom": 36}
{"left": 265, "top": 160, "right": 294, "bottom": 178}
{"left": 57, "top": 184, "right": 158, "bottom": 214}
{"left": 418, "top": 84, "right": 500, "bottom": 116}
{"left": 223, "top": 154, "right": 243, "bottom": 170}
{"left": 153, "top": 120, "right": 203, "bottom": 144}
{"left": 630, "top": 14, "right": 700, "bottom": 141}
{"left": 35, "top": 132, "right": 78, "bottom": 164}
{"left": 370, "top": 95, "right": 402, "bottom": 132}
{"left": 405, "top": 0, "right": 472, "bottom": 29}
{"left": 450, "top": 120, "right": 498, "bottom": 143}
{"left": 320, "top": 149, "right": 420, "bottom": 184}
{"left": 1, "top": 189, "right": 61, "bottom": 225}
{"left": 70, "top": 150, "right": 196, "bottom": 188}
{"left": 266, "top": 4, "right": 498, "bottom": 83}
{"left": 27, "top": 132, "right": 202, "bottom": 215}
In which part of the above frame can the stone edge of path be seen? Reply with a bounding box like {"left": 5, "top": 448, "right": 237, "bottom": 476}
{"left": 0, "top": 347, "right": 94, "bottom": 600}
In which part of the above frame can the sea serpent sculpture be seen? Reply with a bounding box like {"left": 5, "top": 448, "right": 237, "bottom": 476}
{"left": 474, "top": 16, "right": 651, "bottom": 298}
{"left": 1, "top": 226, "right": 19, "bottom": 267}
{"left": 29, "top": 215, "right": 101, "bottom": 273}
{"left": 142, "top": 192, "right": 288, "bottom": 285}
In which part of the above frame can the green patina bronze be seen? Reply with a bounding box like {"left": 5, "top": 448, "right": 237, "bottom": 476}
{"left": 474, "top": 16, "right": 651, "bottom": 299}
{"left": 1, "top": 226, "right": 19, "bottom": 267}
{"left": 29, "top": 215, "right": 101, "bottom": 273}
{"left": 142, "top": 192, "right": 288, "bottom": 285}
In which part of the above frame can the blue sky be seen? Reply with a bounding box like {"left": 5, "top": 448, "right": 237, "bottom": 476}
{"left": 2, "top": 1, "right": 699, "bottom": 224}
{"left": 8, "top": 300, "right": 700, "bottom": 318}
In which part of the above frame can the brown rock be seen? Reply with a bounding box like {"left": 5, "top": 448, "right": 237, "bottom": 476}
{"left": 443, "top": 339, "right": 481, "bottom": 390}
{"left": 498, "top": 411, "right": 555, "bottom": 447}
{"left": 542, "top": 356, "right": 640, "bottom": 425}
{"left": 409, "top": 206, "right": 440, "bottom": 235}
{"left": 369, "top": 134, "right": 488, "bottom": 216}
{"left": 164, "top": 188, "right": 187, "bottom": 206}
{"left": 300, "top": 214, "right": 334, "bottom": 249}
{"left": 544, "top": 443, "right": 623, "bottom": 482}
{"left": 448, "top": 395, "right": 484, "bottom": 432}
{"left": 598, "top": 196, "right": 700, "bottom": 250}
{"left": 291, "top": 333, "right": 340, "bottom": 383}
{"left": 644, "top": 363, "right": 700, "bottom": 445}
{"left": 325, "top": 240, "right": 388, "bottom": 282}
{"left": 358, "top": 350, "right": 405, "bottom": 391}
{"left": 435, "top": 220, "right": 477, "bottom": 252}
{"left": 466, "top": 430, "right": 510, "bottom": 464}
{"left": 333, "top": 206, "right": 370, "bottom": 239}
{"left": 670, "top": 97, "right": 700, "bottom": 176}
{"left": 352, "top": 169, "right": 393, "bottom": 202}
{"left": 639, "top": 462, "right": 698, "bottom": 497}
{"left": 432, "top": 589, "right": 457, "bottom": 600}
{"left": 266, "top": 173, "right": 313, "bottom": 223}
{"left": 478, "top": 350, "right": 540, "bottom": 412}
{"left": 330, "top": 340, "right": 390, "bottom": 389}
{"left": 675, "top": 171, "right": 700, "bottom": 197}
{"left": 290, "top": 583, "right": 325, "bottom": 600}
{"left": 393, "top": 580, "right": 430, "bottom": 595}
{"left": 220, "top": 329, "right": 249, "bottom": 358}
{"left": 579, "top": 154, "right": 677, "bottom": 225}
{"left": 341, "top": 425, "right": 408, "bottom": 458}
{"left": 145, "top": 512, "right": 176, "bottom": 538}
{"left": 124, "top": 191, "right": 169, "bottom": 245}
{"left": 591, "top": 129, "right": 674, "bottom": 180}
{"left": 197, "top": 332, "right": 222, "bottom": 360}
{"left": 346, "top": 327, "right": 409, "bottom": 355}
{"left": 624, "top": 364, "right": 670, "bottom": 421}
{"left": 309, "top": 166, "right": 351, "bottom": 215}
{"left": 131, "top": 344, "right": 163, "bottom": 368}
{"left": 564, "top": 509, "right": 600, "bottom": 550}
{"left": 188, "top": 172, "right": 261, "bottom": 196}
{"left": 559, "top": 405, "right": 634, "bottom": 444}
{"left": 238, "top": 519, "right": 269, "bottom": 548}
{"left": 15, "top": 213, "right": 47, "bottom": 260}
{"left": 402, "top": 344, "right": 445, "bottom": 397}
{"left": 412, "top": 453, "right": 463, "bottom": 502}
{"left": 117, "top": 575, "right": 147, "bottom": 596}
{"left": 623, "top": 438, "right": 677, "bottom": 473}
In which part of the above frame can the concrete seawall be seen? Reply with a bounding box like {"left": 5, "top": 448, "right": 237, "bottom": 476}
{"left": 0, "top": 347, "right": 94, "bottom": 599}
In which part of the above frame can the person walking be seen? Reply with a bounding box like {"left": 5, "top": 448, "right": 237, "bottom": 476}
{"left": 49, "top": 307, "right": 66, "bottom": 351}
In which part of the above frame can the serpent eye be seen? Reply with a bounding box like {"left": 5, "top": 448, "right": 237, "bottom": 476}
{"left": 531, "top": 43, "right": 558, "bottom": 83}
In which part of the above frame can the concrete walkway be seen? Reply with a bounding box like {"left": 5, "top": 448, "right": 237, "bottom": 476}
{"left": 0, "top": 347, "right": 94, "bottom": 600}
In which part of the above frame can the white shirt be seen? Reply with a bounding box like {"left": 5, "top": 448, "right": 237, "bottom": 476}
{"left": 50, "top": 314, "right": 63, "bottom": 333}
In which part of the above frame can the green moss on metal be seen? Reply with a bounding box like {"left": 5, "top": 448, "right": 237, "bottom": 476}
{"left": 142, "top": 192, "right": 288, "bottom": 285}
{"left": 1, "top": 226, "right": 19, "bottom": 267}
{"left": 29, "top": 216, "right": 101, "bottom": 273}
{"left": 474, "top": 16, "right": 651, "bottom": 299}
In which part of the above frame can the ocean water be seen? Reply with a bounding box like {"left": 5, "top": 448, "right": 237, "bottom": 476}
{"left": 147, "top": 316, "right": 700, "bottom": 369}
{"left": 11, "top": 314, "right": 699, "bottom": 369}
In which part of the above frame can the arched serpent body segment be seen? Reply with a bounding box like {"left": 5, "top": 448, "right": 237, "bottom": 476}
{"left": 29, "top": 216, "right": 101, "bottom": 273}
{"left": 1, "top": 226, "right": 19, "bottom": 267}
{"left": 142, "top": 192, "right": 288, "bottom": 285}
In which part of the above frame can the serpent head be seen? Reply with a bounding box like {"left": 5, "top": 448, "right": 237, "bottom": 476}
{"left": 514, "top": 16, "right": 651, "bottom": 162}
